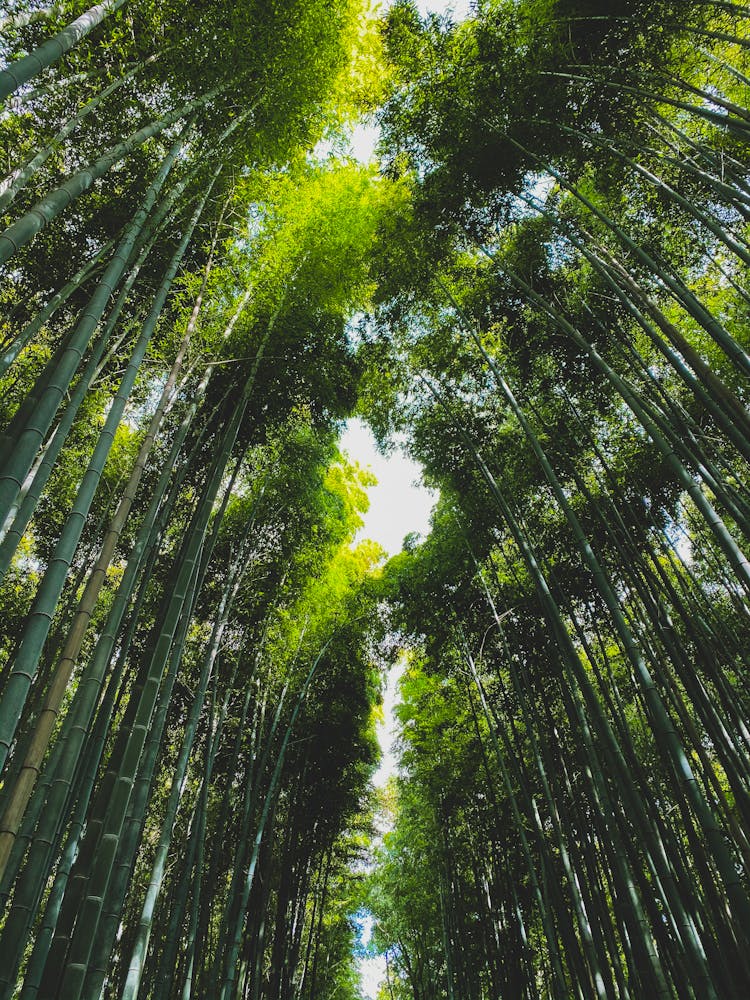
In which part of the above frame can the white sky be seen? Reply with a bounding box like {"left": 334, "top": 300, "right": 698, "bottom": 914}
{"left": 341, "top": 3, "right": 471, "bottom": 995}
{"left": 340, "top": 419, "right": 421, "bottom": 1000}
{"left": 322, "top": 0, "right": 475, "bottom": 166}
{"left": 371, "top": 656, "right": 404, "bottom": 788}
{"left": 414, "top": 0, "right": 473, "bottom": 18}
{"left": 338, "top": 418, "right": 429, "bottom": 999}
{"left": 357, "top": 657, "right": 405, "bottom": 999}
{"left": 341, "top": 418, "right": 435, "bottom": 558}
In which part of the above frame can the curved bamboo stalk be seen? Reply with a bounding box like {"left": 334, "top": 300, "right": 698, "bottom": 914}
{"left": 49, "top": 393, "right": 247, "bottom": 1000}
{"left": 0, "top": 56, "right": 157, "bottom": 214}
{"left": 0, "top": 127, "right": 188, "bottom": 533}
{"left": 0, "top": 89, "right": 213, "bottom": 267}
{"left": 0, "top": 238, "right": 114, "bottom": 378}
{"left": 0, "top": 0, "right": 128, "bottom": 102}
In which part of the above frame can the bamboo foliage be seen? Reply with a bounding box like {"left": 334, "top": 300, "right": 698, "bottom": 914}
{"left": 364, "top": 3, "right": 750, "bottom": 998}
{"left": 0, "top": 2, "right": 388, "bottom": 996}
{"left": 1, "top": 2, "right": 750, "bottom": 999}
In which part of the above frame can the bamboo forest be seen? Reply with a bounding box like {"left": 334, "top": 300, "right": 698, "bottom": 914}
{"left": 3, "top": 0, "right": 750, "bottom": 997}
